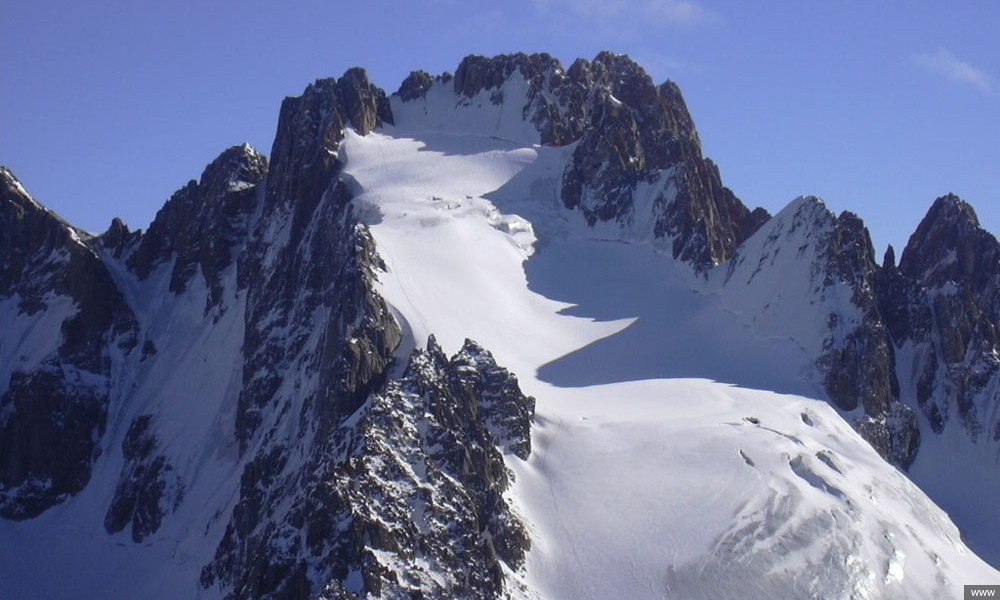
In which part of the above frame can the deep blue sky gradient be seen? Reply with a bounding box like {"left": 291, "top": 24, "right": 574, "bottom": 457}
{"left": 3, "top": 1, "right": 998, "bottom": 254}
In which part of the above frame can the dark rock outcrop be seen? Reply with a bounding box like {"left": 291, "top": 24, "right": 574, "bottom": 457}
{"left": 452, "top": 339, "right": 535, "bottom": 460}
{"left": 99, "top": 217, "right": 141, "bottom": 259}
{"left": 0, "top": 168, "right": 139, "bottom": 519}
{"left": 453, "top": 52, "right": 564, "bottom": 107}
{"left": 881, "top": 195, "right": 1000, "bottom": 442}
{"left": 264, "top": 69, "right": 390, "bottom": 216}
{"left": 199, "top": 71, "right": 399, "bottom": 599}
{"left": 818, "top": 211, "right": 898, "bottom": 418}
{"left": 0, "top": 369, "right": 110, "bottom": 519}
{"left": 202, "top": 337, "right": 534, "bottom": 600}
{"left": 126, "top": 144, "right": 268, "bottom": 313}
{"left": 104, "top": 415, "right": 184, "bottom": 542}
{"left": 722, "top": 197, "right": 923, "bottom": 469}
{"left": 395, "top": 52, "right": 770, "bottom": 270}
{"left": 559, "top": 53, "right": 768, "bottom": 268}
{"left": 341, "top": 337, "right": 532, "bottom": 598}
{"left": 761, "top": 194, "right": 997, "bottom": 469}
{"left": 4, "top": 51, "right": 998, "bottom": 597}
{"left": 235, "top": 68, "right": 401, "bottom": 451}
{"left": 396, "top": 70, "right": 435, "bottom": 102}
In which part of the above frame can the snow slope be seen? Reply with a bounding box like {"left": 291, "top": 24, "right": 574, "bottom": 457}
{"left": 2, "top": 95, "right": 997, "bottom": 598}
{"left": 343, "top": 120, "right": 1000, "bottom": 598}
{"left": 0, "top": 262, "right": 246, "bottom": 600}
{"left": 0, "top": 293, "right": 78, "bottom": 399}
{"left": 390, "top": 73, "right": 543, "bottom": 146}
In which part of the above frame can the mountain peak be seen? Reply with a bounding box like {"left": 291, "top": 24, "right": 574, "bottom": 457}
{"left": 126, "top": 144, "right": 267, "bottom": 306}
{"left": 335, "top": 67, "right": 393, "bottom": 134}
{"left": 1, "top": 166, "right": 95, "bottom": 302}
{"left": 928, "top": 192, "right": 980, "bottom": 226}
{"left": 899, "top": 193, "right": 998, "bottom": 286}
{"left": 396, "top": 69, "right": 435, "bottom": 101}
{"left": 0, "top": 166, "right": 21, "bottom": 193}
{"left": 385, "top": 51, "right": 768, "bottom": 268}
{"left": 5, "top": 51, "right": 999, "bottom": 598}
{"left": 590, "top": 51, "right": 657, "bottom": 93}
{"left": 1, "top": 166, "right": 66, "bottom": 225}
{"left": 783, "top": 194, "right": 829, "bottom": 216}
{"left": 883, "top": 243, "right": 896, "bottom": 269}
{"left": 452, "top": 52, "right": 562, "bottom": 98}
{"left": 199, "top": 144, "right": 268, "bottom": 197}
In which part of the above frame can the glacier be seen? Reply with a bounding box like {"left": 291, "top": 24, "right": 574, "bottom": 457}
{"left": 1, "top": 52, "right": 998, "bottom": 599}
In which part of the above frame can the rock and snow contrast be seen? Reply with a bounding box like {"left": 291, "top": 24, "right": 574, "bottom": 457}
{"left": 1, "top": 52, "right": 998, "bottom": 599}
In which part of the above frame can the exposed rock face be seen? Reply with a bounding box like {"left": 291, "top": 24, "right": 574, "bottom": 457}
{"left": 0, "top": 369, "right": 109, "bottom": 519}
{"left": 452, "top": 339, "right": 535, "bottom": 460}
{"left": 558, "top": 53, "right": 768, "bottom": 268}
{"left": 345, "top": 337, "right": 533, "bottom": 599}
{"left": 882, "top": 195, "right": 1000, "bottom": 442}
{"left": 721, "top": 193, "right": 997, "bottom": 469}
{"left": 193, "top": 70, "right": 402, "bottom": 598}
{"left": 104, "top": 415, "right": 184, "bottom": 542}
{"left": 1, "top": 63, "right": 536, "bottom": 599}
{"left": 266, "top": 69, "right": 390, "bottom": 208}
{"left": 201, "top": 336, "right": 534, "bottom": 600}
{"left": 100, "top": 217, "right": 142, "bottom": 259}
{"left": 336, "top": 68, "right": 394, "bottom": 136}
{"left": 0, "top": 168, "right": 139, "bottom": 519}
{"left": 396, "top": 70, "right": 435, "bottom": 102}
{"left": 3, "top": 52, "right": 998, "bottom": 597}
{"left": 818, "top": 211, "right": 897, "bottom": 418}
{"left": 394, "top": 52, "right": 770, "bottom": 270}
{"left": 235, "top": 67, "right": 401, "bottom": 451}
{"left": 719, "top": 198, "right": 920, "bottom": 468}
{"left": 127, "top": 144, "right": 267, "bottom": 312}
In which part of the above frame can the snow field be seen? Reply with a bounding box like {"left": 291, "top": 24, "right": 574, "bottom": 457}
{"left": 343, "top": 122, "right": 1000, "bottom": 599}
{"left": 1, "top": 87, "right": 997, "bottom": 598}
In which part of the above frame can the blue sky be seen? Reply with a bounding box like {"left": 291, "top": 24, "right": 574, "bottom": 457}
{"left": 3, "top": 1, "right": 998, "bottom": 254}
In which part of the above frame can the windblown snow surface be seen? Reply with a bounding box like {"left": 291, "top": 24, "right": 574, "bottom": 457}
{"left": 341, "top": 93, "right": 1000, "bottom": 599}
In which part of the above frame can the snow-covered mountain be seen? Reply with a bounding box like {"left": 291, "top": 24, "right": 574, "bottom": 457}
{"left": 1, "top": 52, "right": 998, "bottom": 599}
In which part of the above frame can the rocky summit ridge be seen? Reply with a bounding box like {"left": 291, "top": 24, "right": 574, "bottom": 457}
{"left": 399, "top": 51, "right": 769, "bottom": 268}
{"left": 1, "top": 52, "right": 998, "bottom": 598}
{"left": 388, "top": 52, "right": 999, "bottom": 475}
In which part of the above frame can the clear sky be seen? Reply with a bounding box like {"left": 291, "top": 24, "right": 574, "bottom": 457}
{"left": 3, "top": 1, "right": 998, "bottom": 255}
